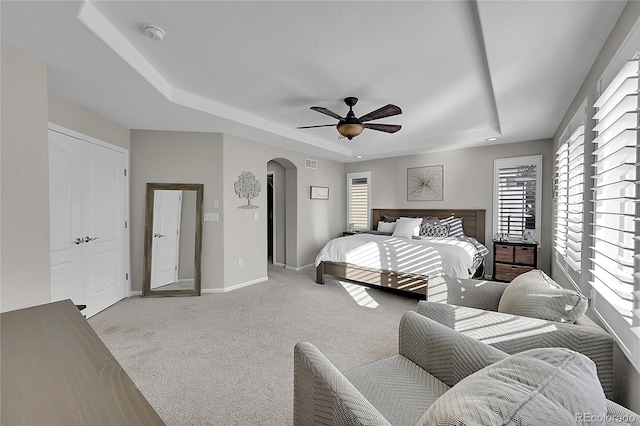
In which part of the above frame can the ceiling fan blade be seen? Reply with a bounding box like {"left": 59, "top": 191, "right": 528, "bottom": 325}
{"left": 310, "top": 106, "right": 344, "bottom": 120}
{"left": 359, "top": 104, "right": 402, "bottom": 122}
{"left": 363, "top": 123, "right": 402, "bottom": 133}
{"left": 297, "top": 124, "right": 337, "bottom": 129}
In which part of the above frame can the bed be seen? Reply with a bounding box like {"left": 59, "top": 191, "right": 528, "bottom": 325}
{"left": 315, "top": 209, "right": 487, "bottom": 298}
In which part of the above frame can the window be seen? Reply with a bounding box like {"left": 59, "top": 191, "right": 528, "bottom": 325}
{"left": 347, "top": 171, "right": 371, "bottom": 230}
{"left": 493, "top": 156, "right": 542, "bottom": 241}
{"left": 554, "top": 103, "right": 588, "bottom": 289}
{"left": 590, "top": 56, "right": 639, "bottom": 369}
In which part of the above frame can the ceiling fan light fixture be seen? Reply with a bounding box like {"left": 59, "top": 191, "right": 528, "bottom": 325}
{"left": 337, "top": 122, "right": 364, "bottom": 140}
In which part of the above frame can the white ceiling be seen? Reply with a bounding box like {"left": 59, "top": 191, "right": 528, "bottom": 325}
{"left": 1, "top": 1, "right": 627, "bottom": 162}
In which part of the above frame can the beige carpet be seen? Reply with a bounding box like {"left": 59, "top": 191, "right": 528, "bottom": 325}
{"left": 89, "top": 264, "right": 419, "bottom": 425}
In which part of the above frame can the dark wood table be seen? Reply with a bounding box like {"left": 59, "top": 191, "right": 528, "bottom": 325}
{"left": 1, "top": 299, "right": 165, "bottom": 425}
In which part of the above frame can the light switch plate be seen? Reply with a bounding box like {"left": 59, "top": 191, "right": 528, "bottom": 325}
{"left": 254, "top": 212, "right": 259, "bottom": 220}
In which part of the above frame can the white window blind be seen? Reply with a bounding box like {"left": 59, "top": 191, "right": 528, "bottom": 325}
{"left": 347, "top": 172, "right": 371, "bottom": 230}
{"left": 555, "top": 123, "right": 585, "bottom": 273}
{"left": 494, "top": 156, "right": 542, "bottom": 240}
{"left": 590, "top": 57, "right": 639, "bottom": 368}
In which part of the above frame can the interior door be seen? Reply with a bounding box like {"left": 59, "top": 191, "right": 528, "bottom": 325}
{"left": 150, "top": 190, "right": 182, "bottom": 289}
{"left": 81, "top": 142, "right": 127, "bottom": 317}
{"left": 48, "top": 129, "right": 128, "bottom": 318}
{"left": 49, "top": 131, "right": 83, "bottom": 304}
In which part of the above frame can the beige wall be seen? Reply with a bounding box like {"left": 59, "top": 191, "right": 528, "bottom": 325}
{"left": 345, "top": 139, "right": 554, "bottom": 276}
{"left": 1, "top": 44, "right": 51, "bottom": 312}
{"left": 552, "top": 2, "right": 640, "bottom": 413}
{"left": 48, "top": 91, "right": 130, "bottom": 150}
{"left": 130, "top": 130, "right": 225, "bottom": 291}
{"left": 222, "top": 134, "right": 345, "bottom": 288}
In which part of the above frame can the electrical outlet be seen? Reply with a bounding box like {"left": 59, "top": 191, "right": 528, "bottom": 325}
{"left": 238, "top": 258, "right": 243, "bottom": 267}
{"left": 254, "top": 212, "right": 259, "bottom": 220}
{"left": 213, "top": 200, "right": 219, "bottom": 209}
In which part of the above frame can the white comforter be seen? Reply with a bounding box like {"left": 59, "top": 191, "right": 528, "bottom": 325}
{"left": 315, "top": 234, "right": 481, "bottom": 279}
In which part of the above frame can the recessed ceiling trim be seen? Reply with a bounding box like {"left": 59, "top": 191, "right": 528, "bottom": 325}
{"left": 77, "top": 0, "right": 351, "bottom": 157}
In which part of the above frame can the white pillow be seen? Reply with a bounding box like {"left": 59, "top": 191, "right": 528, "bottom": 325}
{"left": 392, "top": 217, "right": 423, "bottom": 239}
{"left": 377, "top": 221, "right": 396, "bottom": 233}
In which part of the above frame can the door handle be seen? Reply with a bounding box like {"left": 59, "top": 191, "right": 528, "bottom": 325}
{"left": 84, "top": 236, "right": 99, "bottom": 243}
{"left": 154, "top": 233, "right": 166, "bottom": 238}
{"left": 74, "top": 237, "right": 84, "bottom": 245}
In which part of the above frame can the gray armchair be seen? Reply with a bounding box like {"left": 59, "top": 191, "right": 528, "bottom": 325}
{"left": 294, "top": 311, "right": 638, "bottom": 426}
{"left": 418, "top": 275, "right": 615, "bottom": 398}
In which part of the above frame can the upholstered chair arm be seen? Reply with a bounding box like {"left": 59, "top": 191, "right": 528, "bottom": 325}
{"left": 293, "top": 341, "right": 391, "bottom": 426}
{"left": 416, "top": 301, "right": 615, "bottom": 399}
{"left": 398, "top": 311, "right": 507, "bottom": 388}
{"left": 605, "top": 400, "right": 640, "bottom": 426}
{"left": 427, "top": 275, "right": 507, "bottom": 311}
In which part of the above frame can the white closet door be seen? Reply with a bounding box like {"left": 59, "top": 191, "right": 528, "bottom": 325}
{"left": 49, "top": 129, "right": 127, "bottom": 317}
{"left": 49, "top": 131, "right": 83, "bottom": 303}
{"left": 81, "top": 142, "right": 127, "bottom": 317}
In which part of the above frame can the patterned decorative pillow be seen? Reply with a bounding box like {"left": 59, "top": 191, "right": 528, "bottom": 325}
{"left": 419, "top": 348, "right": 607, "bottom": 426}
{"left": 437, "top": 216, "right": 464, "bottom": 237}
{"left": 498, "top": 269, "right": 588, "bottom": 323}
{"left": 420, "top": 223, "right": 450, "bottom": 238}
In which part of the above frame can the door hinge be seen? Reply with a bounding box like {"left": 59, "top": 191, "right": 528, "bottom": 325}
{"left": 125, "top": 221, "right": 128, "bottom": 229}
{"left": 126, "top": 273, "right": 129, "bottom": 280}
{"left": 124, "top": 169, "right": 127, "bottom": 176}
{"left": 175, "top": 265, "right": 177, "bottom": 271}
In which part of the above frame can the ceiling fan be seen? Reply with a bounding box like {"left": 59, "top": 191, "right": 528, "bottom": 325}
{"left": 297, "top": 97, "right": 402, "bottom": 140}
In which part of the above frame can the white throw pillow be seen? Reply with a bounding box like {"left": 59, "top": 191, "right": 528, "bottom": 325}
{"left": 392, "top": 217, "right": 423, "bottom": 239}
{"left": 498, "top": 269, "right": 588, "bottom": 323}
{"left": 377, "top": 221, "right": 396, "bottom": 233}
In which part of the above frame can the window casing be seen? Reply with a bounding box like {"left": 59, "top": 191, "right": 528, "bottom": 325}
{"left": 493, "top": 156, "right": 542, "bottom": 241}
{"left": 347, "top": 172, "right": 371, "bottom": 231}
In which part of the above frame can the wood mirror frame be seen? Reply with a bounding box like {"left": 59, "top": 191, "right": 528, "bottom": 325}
{"left": 143, "top": 183, "right": 203, "bottom": 297}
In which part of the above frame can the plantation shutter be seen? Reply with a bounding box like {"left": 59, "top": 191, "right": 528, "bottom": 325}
{"left": 555, "top": 138, "right": 570, "bottom": 257}
{"left": 556, "top": 124, "right": 585, "bottom": 271}
{"left": 590, "top": 57, "right": 639, "bottom": 366}
{"left": 347, "top": 172, "right": 370, "bottom": 230}
{"left": 495, "top": 160, "right": 539, "bottom": 239}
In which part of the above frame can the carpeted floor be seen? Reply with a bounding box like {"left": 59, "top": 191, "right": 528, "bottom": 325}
{"left": 89, "top": 264, "right": 419, "bottom": 425}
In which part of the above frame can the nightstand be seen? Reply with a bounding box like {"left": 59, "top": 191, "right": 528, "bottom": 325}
{"left": 342, "top": 231, "right": 357, "bottom": 236}
{"left": 492, "top": 240, "right": 538, "bottom": 282}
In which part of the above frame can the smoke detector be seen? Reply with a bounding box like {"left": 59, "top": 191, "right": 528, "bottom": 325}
{"left": 143, "top": 25, "right": 165, "bottom": 41}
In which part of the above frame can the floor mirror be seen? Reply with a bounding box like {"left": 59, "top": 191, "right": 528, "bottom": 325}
{"left": 143, "top": 183, "right": 203, "bottom": 297}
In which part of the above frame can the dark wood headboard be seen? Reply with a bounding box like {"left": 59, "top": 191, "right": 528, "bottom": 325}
{"left": 371, "top": 209, "right": 487, "bottom": 245}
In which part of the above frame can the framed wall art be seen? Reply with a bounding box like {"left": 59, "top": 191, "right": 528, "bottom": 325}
{"left": 407, "top": 165, "right": 443, "bottom": 201}
{"left": 310, "top": 186, "right": 329, "bottom": 200}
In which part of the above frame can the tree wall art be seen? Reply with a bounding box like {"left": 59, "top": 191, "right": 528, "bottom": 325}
{"left": 234, "top": 171, "right": 261, "bottom": 209}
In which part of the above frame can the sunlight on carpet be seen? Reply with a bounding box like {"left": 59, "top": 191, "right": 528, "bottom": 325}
{"left": 339, "top": 281, "right": 380, "bottom": 308}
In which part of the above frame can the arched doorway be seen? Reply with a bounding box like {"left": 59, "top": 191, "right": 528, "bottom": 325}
{"left": 267, "top": 158, "right": 297, "bottom": 269}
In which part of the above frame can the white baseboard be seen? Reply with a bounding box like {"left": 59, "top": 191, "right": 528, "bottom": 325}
{"left": 202, "top": 276, "right": 269, "bottom": 294}
{"left": 272, "top": 261, "right": 286, "bottom": 268}
{"left": 285, "top": 263, "right": 314, "bottom": 272}
{"left": 129, "top": 276, "right": 268, "bottom": 297}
